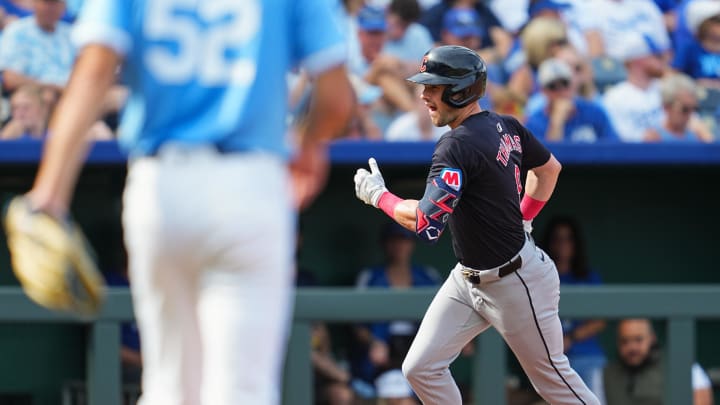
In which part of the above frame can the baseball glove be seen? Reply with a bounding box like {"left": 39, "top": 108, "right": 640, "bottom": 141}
{"left": 3, "top": 196, "right": 106, "bottom": 317}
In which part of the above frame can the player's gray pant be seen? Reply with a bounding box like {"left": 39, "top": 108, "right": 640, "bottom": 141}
{"left": 402, "top": 238, "right": 600, "bottom": 405}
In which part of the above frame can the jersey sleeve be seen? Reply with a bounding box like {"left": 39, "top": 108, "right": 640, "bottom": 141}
{"left": 505, "top": 115, "right": 551, "bottom": 170}
{"left": 427, "top": 134, "right": 472, "bottom": 190}
{"left": 292, "top": 0, "right": 347, "bottom": 76}
{"left": 71, "top": 0, "right": 132, "bottom": 56}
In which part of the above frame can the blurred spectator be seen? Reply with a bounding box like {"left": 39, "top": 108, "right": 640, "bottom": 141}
{"left": 0, "top": 0, "right": 75, "bottom": 30}
{"left": 310, "top": 323, "right": 355, "bottom": 405}
{"left": 526, "top": 0, "right": 598, "bottom": 57}
{"left": 525, "top": 44, "right": 600, "bottom": 116}
{"left": 350, "top": 222, "right": 440, "bottom": 404}
{"left": 0, "top": 0, "right": 74, "bottom": 94}
{"left": 487, "top": 0, "right": 529, "bottom": 34}
{"left": 602, "top": 33, "right": 666, "bottom": 142}
{"left": 601, "top": 318, "right": 714, "bottom": 405}
{"left": 653, "top": 0, "right": 681, "bottom": 34}
{"left": 383, "top": 0, "right": 435, "bottom": 65}
{"left": 0, "top": 83, "right": 114, "bottom": 141}
{"left": 673, "top": 0, "right": 720, "bottom": 89}
{"left": 584, "top": 0, "right": 671, "bottom": 60}
{"left": 385, "top": 84, "right": 449, "bottom": 141}
{"left": 296, "top": 274, "right": 355, "bottom": 405}
{"left": 420, "top": 0, "right": 513, "bottom": 63}
{"left": 526, "top": 58, "right": 618, "bottom": 143}
{"left": 672, "top": 0, "right": 697, "bottom": 52}
{"left": 350, "top": 6, "right": 416, "bottom": 127}
{"left": 644, "top": 73, "right": 714, "bottom": 143}
{"left": 440, "top": 6, "right": 483, "bottom": 52}
{"left": 540, "top": 216, "right": 607, "bottom": 398}
{"left": 0, "top": 83, "right": 47, "bottom": 139}
{"left": 347, "top": 74, "right": 384, "bottom": 139}
{"left": 556, "top": 45, "right": 599, "bottom": 102}
{"left": 495, "top": 16, "right": 567, "bottom": 116}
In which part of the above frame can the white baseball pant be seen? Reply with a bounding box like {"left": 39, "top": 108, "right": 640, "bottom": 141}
{"left": 123, "top": 146, "right": 294, "bottom": 405}
{"left": 402, "top": 237, "right": 600, "bottom": 405}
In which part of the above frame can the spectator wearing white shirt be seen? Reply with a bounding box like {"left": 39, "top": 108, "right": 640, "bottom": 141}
{"left": 349, "top": 6, "right": 416, "bottom": 118}
{"left": 585, "top": 0, "right": 670, "bottom": 61}
{"left": 0, "top": 0, "right": 73, "bottom": 94}
{"left": 602, "top": 33, "right": 666, "bottom": 142}
{"left": 383, "top": 0, "right": 435, "bottom": 65}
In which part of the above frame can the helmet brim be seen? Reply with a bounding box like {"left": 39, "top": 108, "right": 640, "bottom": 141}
{"left": 406, "top": 72, "right": 453, "bottom": 85}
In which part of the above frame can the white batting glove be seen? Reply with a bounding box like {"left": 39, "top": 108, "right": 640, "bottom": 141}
{"left": 523, "top": 219, "right": 533, "bottom": 234}
{"left": 354, "top": 157, "right": 388, "bottom": 207}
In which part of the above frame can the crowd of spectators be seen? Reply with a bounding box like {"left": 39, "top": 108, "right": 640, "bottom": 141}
{"left": 2, "top": 0, "right": 719, "bottom": 145}
{"left": 288, "top": 0, "right": 720, "bottom": 145}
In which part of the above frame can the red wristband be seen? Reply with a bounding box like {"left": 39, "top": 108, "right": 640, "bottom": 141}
{"left": 520, "top": 195, "right": 546, "bottom": 220}
{"left": 378, "top": 192, "right": 402, "bottom": 218}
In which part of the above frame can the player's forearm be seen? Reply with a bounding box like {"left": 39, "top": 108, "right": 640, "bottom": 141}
{"left": 391, "top": 199, "right": 419, "bottom": 233}
{"left": 297, "top": 65, "right": 354, "bottom": 148}
{"left": 30, "top": 45, "right": 120, "bottom": 217}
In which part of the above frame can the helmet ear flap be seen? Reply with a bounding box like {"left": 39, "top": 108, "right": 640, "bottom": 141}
{"left": 441, "top": 72, "right": 487, "bottom": 108}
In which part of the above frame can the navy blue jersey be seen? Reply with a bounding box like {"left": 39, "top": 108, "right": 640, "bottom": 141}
{"left": 427, "top": 111, "right": 550, "bottom": 269}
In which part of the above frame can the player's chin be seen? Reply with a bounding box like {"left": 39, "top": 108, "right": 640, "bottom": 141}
{"left": 429, "top": 113, "right": 443, "bottom": 127}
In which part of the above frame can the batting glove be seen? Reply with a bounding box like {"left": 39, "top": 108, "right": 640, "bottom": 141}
{"left": 523, "top": 219, "right": 533, "bottom": 234}
{"left": 354, "top": 158, "right": 387, "bottom": 207}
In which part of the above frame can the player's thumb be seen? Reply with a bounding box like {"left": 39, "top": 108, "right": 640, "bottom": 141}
{"left": 368, "top": 157, "right": 380, "bottom": 175}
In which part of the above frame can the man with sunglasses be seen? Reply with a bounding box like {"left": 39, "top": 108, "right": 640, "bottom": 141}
{"left": 526, "top": 58, "right": 619, "bottom": 143}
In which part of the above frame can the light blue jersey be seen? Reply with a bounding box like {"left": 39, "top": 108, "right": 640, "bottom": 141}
{"left": 72, "top": 0, "right": 347, "bottom": 158}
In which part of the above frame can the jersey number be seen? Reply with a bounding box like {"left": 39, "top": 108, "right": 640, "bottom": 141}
{"left": 514, "top": 164, "right": 522, "bottom": 196}
{"left": 144, "top": 0, "right": 261, "bottom": 85}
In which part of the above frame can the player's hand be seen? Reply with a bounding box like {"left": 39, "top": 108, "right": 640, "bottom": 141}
{"left": 523, "top": 219, "right": 533, "bottom": 234}
{"left": 290, "top": 143, "right": 329, "bottom": 210}
{"left": 354, "top": 157, "right": 387, "bottom": 207}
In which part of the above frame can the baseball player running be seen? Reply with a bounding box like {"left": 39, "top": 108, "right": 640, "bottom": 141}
{"left": 23, "top": 1, "right": 354, "bottom": 404}
{"left": 354, "top": 45, "right": 600, "bottom": 405}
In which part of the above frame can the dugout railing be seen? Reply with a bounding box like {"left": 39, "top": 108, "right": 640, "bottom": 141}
{"left": 0, "top": 285, "right": 718, "bottom": 405}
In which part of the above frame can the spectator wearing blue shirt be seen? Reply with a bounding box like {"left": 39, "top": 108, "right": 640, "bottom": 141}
{"left": 440, "top": 7, "right": 483, "bottom": 52}
{"left": 526, "top": 58, "right": 618, "bottom": 143}
{"left": 673, "top": 0, "right": 720, "bottom": 89}
{"left": 420, "top": 0, "right": 513, "bottom": 61}
{"left": 525, "top": 44, "right": 599, "bottom": 117}
{"left": 540, "top": 216, "right": 607, "bottom": 399}
{"left": 351, "top": 222, "right": 440, "bottom": 404}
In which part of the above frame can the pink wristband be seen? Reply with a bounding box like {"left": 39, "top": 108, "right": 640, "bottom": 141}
{"left": 520, "top": 195, "right": 546, "bottom": 220}
{"left": 378, "top": 192, "right": 402, "bottom": 218}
